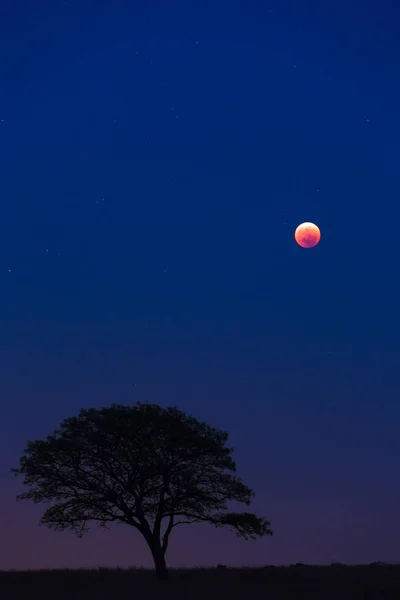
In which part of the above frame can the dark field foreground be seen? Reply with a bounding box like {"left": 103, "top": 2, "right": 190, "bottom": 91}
{"left": 1, "top": 564, "right": 399, "bottom": 600}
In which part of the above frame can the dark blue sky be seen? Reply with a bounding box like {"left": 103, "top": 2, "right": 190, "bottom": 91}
{"left": 1, "top": 0, "right": 400, "bottom": 569}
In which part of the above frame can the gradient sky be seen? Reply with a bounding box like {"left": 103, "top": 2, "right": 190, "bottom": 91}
{"left": 1, "top": 0, "right": 400, "bottom": 570}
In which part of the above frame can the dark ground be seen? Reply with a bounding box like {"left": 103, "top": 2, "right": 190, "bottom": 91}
{"left": 0, "top": 564, "right": 399, "bottom": 600}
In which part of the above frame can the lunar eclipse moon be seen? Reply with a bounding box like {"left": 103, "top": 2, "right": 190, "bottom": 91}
{"left": 294, "top": 222, "right": 321, "bottom": 248}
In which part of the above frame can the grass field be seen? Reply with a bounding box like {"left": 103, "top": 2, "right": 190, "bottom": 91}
{"left": 0, "top": 564, "right": 399, "bottom": 599}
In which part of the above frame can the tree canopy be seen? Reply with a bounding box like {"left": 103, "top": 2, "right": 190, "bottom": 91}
{"left": 12, "top": 402, "right": 272, "bottom": 579}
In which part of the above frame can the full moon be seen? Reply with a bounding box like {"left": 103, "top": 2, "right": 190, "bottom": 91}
{"left": 294, "top": 222, "right": 321, "bottom": 248}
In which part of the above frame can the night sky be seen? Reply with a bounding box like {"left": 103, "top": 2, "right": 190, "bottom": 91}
{"left": 1, "top": 0, "right": 400, "bottom": 570}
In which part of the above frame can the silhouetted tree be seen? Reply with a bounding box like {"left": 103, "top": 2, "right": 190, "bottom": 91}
{"left": 12, "top": 402, "right": 272, "bottom": 580}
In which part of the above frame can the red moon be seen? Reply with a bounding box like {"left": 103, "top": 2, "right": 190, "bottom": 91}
{"left": 294, "top": 222, "right": 321, "bottom": 248}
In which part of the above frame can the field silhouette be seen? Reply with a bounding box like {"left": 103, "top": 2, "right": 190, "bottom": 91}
{"left": 9, "top": 403, "right": 398, "bottom": 597}
{"left": 1, "top": 564, "right": 399, "bottom": 599}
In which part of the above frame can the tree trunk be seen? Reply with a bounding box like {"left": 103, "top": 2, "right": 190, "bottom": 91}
{"left": 150, "top": 543, "right": 169, "bottom": 580}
